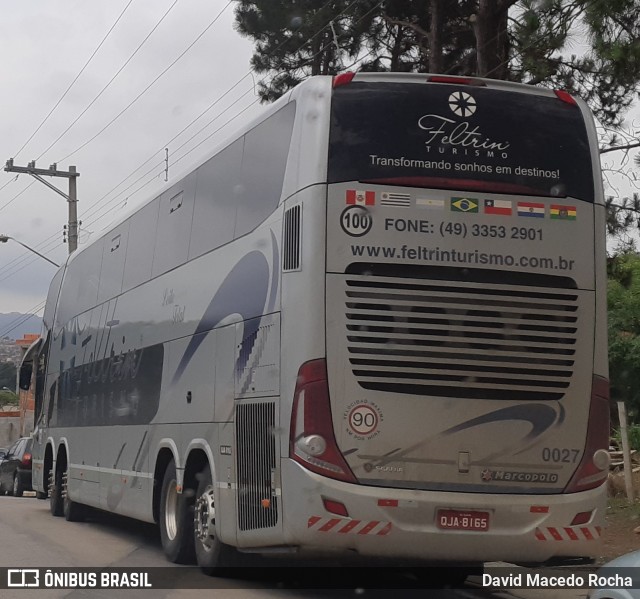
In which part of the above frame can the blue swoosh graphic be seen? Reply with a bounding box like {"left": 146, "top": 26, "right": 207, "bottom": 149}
{"left": 171, "top": 250, "right": 270, "bottom": 386}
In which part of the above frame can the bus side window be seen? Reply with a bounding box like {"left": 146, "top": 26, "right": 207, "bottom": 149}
{"left": 98, "top": 223, "right": 129, "bottom": 303}
{"left": 122, "top": 198, "right": 160, "bottom": 292}
{"left": 152, "top": 175, "right": 196, "bottom": 278}
{"left": 32, "top": 332, "right": 50, "bottom": 422}
{"left": 18, "top": 362, "right": 33, "bottom": 391}
{"left": 235, "top": 102, "right": 296, "bottom": 238}
{"left": 189, "top": 139, "right": 243, "bottom": 260}
{"left": 56, "top": 240, "right": 104, "bottom": 325}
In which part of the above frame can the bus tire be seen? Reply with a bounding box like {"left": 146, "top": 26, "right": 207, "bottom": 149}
{"left": 159, "top": 460, "right": 195, "bottom": 564}
{"left": 63, "top": 469, "right": 85, "bottom": 522}
{"left": 194, "top": 463, "right": 240, "bottom": 572}
{"left": 50, "top": 466, "right": 64, "bottom": 517}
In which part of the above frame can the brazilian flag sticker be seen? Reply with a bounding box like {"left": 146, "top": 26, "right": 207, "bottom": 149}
{"left": 451, "top": 197, "right": 479, "bottom": 213}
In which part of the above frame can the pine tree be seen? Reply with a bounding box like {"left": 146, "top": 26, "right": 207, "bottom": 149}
{"left": 234, "top": 0, "right": 640, "bottom": 127}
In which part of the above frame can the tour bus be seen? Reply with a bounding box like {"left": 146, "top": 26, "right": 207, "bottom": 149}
{"left": 25, "top": 72, "right": 609, "bottom": 573}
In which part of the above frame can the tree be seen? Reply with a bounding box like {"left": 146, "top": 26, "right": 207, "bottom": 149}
{"left": 0, "top": 390, "right": 18, "bottom": 407}
{"left": 0, "top": 362, "right": 16, "bottom": 391}
{"left": 608, "top": 251, "right": 640, "bottom": 419}
{"left": 234, "top": 0, "right": 640, "bottom": 128}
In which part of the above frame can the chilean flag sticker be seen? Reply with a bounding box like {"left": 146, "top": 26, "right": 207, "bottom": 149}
{"left": 346, "top": 189, "right": 375, "bottom": 206}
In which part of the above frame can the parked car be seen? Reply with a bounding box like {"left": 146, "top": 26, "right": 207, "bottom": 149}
{"left": 0, "top": 437, "right": 33, "bottom": 497}
{"left": 590, "top": 550, "right": 640, "bottom": 599}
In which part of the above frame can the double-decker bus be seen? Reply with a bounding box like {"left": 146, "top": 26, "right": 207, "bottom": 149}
{"left": 26, "top": 72, "right": 610, "bottom": 573}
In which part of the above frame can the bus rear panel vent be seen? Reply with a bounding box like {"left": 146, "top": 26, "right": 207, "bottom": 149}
{"left": 283, "top": 204, "right": 301, "bottom": 272}
{"left": 236, "top": 401, "right": 279, "bottom": 531}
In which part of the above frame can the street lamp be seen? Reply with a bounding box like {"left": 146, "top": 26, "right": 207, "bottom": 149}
{"left": 0, "top": 235, "right": 59, "bottom": 267}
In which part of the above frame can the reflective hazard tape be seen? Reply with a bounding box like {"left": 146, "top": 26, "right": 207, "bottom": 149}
{"left": 534, "top": 526, "right": 601, "bottom": 541}
{"left": 308, "top": 516, "right": 392, "bottom": 536}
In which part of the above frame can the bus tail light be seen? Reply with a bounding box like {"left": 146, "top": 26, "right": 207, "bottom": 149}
{"left": 333, "top": 72, "right": 355, "bottom": 88}
{"left": 564, "top": 376, "right": 610, "bottom": 493}
{"left": 290, "top": 359, "right": 357, "bottom": 483}
{"left": 427, "top": 75, "right": 486, "bottom": 86}
{"left": 554, "top": 90, "right": 578, "bottom": 106}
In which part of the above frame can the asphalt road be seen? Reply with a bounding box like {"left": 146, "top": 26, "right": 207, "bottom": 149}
{"left": 0, "top": 493, "right": 586, "bottom": 599}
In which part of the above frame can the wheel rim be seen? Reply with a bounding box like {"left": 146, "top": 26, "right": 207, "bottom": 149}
{"left": 164, "top": 478, "right": 179, "bottom": 540}
{"left": 13, "top": 475, "right": 18, "bottom": 494}
{"left": 62, "top": 470, "right": 69, "bottom": 509}
{"left": 194, "top": 485, "right": 216, "bottom": 550}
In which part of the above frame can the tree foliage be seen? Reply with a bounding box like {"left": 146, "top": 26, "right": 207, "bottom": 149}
{"left": 235, "top": 1, "right": 640, "bottom": 234}
{"left": 0, "top": 362, "right": 16, "bottom": 392}
{"left": 608, "top": 251, "right": 640, "bottom": 418}
{"left": 0, "top": 390, "right": 18, "bottom": 407}
{"left": 233, "top": 0, "right": 640, "bottom": 128}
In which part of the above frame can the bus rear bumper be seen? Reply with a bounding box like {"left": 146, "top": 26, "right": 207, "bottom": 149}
{"left": 279, "top": 459, "right": 606, "bottom": 564}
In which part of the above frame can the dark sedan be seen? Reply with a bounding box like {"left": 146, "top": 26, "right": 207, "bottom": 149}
{"left": 0, "top": 437, "right": 33, "bottom": 497}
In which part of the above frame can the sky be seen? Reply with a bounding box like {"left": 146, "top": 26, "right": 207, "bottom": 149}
{"left": 0, "top": 0, "right": 263, "bottom": 325}
{"left": 0, "top": 1, "right": 637, "bottom": 335}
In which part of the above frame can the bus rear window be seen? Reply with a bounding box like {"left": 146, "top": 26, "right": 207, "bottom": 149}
{"left": 328, "top": 82, "right": 594, "bottom": 203}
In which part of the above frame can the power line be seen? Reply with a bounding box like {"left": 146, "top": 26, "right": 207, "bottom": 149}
{"left": 36, "top": 0, "right": 180, "bottom": 162}
{"left": 72, "top": 1, "right": 343, "bottom": 225}
{"left": 170, "top": 97, "right": 260, "bottom": 170}
{"left": 0, "top": 244, "right": 62, "bottom": 284}
{"left": 0, "top": 302, "right": 45, "bottom": 339}
{"left": 0, "top": 181, "right": 36, "bottom": 213}
{"left": 0, "top": 0, "right": 362, "bottom": 283}
{"left": 13, "top": 0, "right": 137, "bottom": 160}
{"left": 0, "top": 176, "right": 18, "bottom": 196}
{"left": 62, "top": 0, "right": 342, "bottom": 225}
{"left": 57, "top": 1, "right": 234, "bottom": 164}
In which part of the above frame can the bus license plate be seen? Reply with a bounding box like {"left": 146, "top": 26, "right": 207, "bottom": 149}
{"left": 437, "top": 509, "right": 490, "bottom": 531}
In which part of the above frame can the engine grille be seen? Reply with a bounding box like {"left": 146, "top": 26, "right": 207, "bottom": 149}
{"left": 236, "top": 401, "right": 278, "bottom": 531}
{"left": 344, "top": 265, "right": 579, "bottom": 401}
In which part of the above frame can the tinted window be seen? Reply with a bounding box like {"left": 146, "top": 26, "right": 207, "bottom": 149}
{"left": 122, "top": 198, "right": 160, "bottom": 291}
{"left": 153, "top": 176, "right": 196, "bottom": 277}
{"left": 189, "top": 139, "right": 243, "bottom": 259}
{"left": 235, "top": 101, "right": 296, "bottom": 237}
{"left": 44, "top": 268, "right": 64, "bottom": 331}
{"left": 97, "top": 221, "right": 129, "bottom": 303}
{"left": 329, "top": 82, "right": 594, "bottom": 202}
{"left": 57, "top": 239, "right": 104, "bottom": 325}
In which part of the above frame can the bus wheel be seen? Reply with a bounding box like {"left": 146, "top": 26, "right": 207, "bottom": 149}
{"left": 63, "top": 469, "right": 84, "bottom": 522}
{"left": 49, "top": 466, "right": 64, "bottom": 517}
{"left": 159, "top": 460, "right": 195, "bottom": 564}
{"left": 194, "top": 464, "right": 239, "bottom": 572}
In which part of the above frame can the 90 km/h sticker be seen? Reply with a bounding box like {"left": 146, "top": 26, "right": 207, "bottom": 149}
{"left": 348, "top": 404, "right": 379, "bottom": 436}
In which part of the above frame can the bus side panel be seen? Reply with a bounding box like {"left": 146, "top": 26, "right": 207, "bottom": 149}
{"left": 234, "top": 312, "right": 283, "bottom": 546}
{"left": 593, "top": 203, "right": 608, "bottom": 379}
{"left": 278, "top": 184, "right": 328, "bottom": 464}
{"left": 216, "top": 421, "right": 238, "bottom": 546}
{"left": 164, "top": 332, "right": 216, "bottom": 423}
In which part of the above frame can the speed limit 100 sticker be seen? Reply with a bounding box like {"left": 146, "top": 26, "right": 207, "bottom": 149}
{"left": 340, "top": 205, "right": 373, "bottom": 237}
{"left": 344, "top": 401, "right": 384, "bottom": 440}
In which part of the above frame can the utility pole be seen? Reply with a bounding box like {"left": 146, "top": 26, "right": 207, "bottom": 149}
{"left": 3, "top": 159, "right": 80, "bottom": 253}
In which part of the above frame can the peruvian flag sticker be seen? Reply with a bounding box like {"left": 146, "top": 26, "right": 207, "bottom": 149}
{"left": 346, "top": 189, "right": 375, "bottom": 206}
